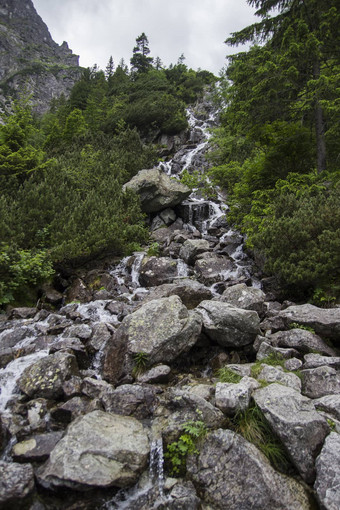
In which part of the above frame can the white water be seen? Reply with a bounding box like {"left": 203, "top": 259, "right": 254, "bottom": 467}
{"left": 0, "top": 350, "right": 49, "bottom": 415}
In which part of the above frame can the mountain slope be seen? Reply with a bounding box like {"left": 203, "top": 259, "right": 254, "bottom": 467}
{"left": 0, "top": 0, "right": 81, "bottom": 115}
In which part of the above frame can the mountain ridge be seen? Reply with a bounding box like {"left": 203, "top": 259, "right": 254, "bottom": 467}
{"left": 0, "top": 0, "right": 81, "bottom": 115}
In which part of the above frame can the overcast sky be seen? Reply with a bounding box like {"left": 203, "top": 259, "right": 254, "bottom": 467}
{"left": 32, "top": 0, "right": 258, "bottom": 75}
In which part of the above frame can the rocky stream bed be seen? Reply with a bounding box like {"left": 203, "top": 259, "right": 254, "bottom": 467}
{"left": 1, "top": 98, "right": 340, "bottom": 510}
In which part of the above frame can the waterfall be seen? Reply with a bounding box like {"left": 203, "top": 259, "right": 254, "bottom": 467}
{"left": 149, "top": 437, "right": 165, "bottom": 498}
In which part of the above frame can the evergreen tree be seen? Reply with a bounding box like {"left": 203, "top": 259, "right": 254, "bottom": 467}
{"left": 226, "top": 0, "right": 340, "bottom": 173}
{"left": 130, "top": 33, "right": 154, "bottom": 74}
{"left": 105, "top": 55, "right": 115, "bottom": 79}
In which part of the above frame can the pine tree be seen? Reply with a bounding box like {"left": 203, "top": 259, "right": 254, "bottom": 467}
{"left": 130, "top": 33, "right": 154, "bottom": 74}
{"left": 226, "top": 0, "right": 340, "bottom": 173}
{"left": 105, "top": 56, "right": 115, "bottom": 79}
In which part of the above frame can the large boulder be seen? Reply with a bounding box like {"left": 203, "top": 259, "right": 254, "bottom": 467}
{"left": 215, "top": 377, "right": 260, "bottom": 416}
{"left": 266, "top": 329, "right": 336, "bottom": 357}
{"left": 254, "top": 383, "right": 329, "bottom": 483}
{"left": 315, "top": 432, "right": 340, "bottom": 510}
{"left": 278, "top": 304, "right": 340, "bottom": 343}
{"left": 301, "top": 366, "right": 340, "bottom": 399}
{"left": 123, "top": 168, "right": 191, "bottom": 213}
{"left": 104, "top": 296, "right": 202, "bottom": 383}
{"left": 139, "top": 256, "right": 185, "bottom": 287}
{"left": 36, "top": 411, "right": 149, "bottom": 490}
{"left": 194, "top": 253, "right": 237, "bottom": 286}
{"left": 219, "top": 283, "right": 266, "bottom": 316}
{"left": 179, "top": 239, "right": 210, "bottom": 265}
{"left": 18, "top": 351, "right": 79, "bottom": 400}
{"left": 0, "top": 461, "right": 35, "bottom": 509}
{"left": 141, "top": 279, "right": 212, "bottom": 309}
{"left": 197, "top": 300, "right": 260, "bottom": 347}
{"left": 187, "top": 429, "right": 310, "bottom": 510}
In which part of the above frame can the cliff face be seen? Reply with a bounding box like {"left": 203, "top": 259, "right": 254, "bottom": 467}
{"left": 0, "top": 0, "right": 81, "bottom": 114}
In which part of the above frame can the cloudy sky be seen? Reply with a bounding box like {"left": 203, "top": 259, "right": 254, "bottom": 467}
{"left": 32, "top": 0, "right": 258, "bottom": 75}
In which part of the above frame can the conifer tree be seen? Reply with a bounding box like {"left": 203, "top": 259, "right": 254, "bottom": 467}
{"left": 130, "top": 33, "right": 154, "bottom": 74}
{"left": 105, "top": 56, "right": 115, "bottom": 79}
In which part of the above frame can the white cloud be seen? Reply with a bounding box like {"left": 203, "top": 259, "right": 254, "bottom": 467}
{"left": 32, "top": 0, "right": 257, "bottom": 74}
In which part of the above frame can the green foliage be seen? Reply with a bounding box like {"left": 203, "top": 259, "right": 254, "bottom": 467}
{"left": 234, "top": 403, "right": 291, "bottom": 472}
{"left": 0, "top": 244, "right": 54, "bottom": 305}
{"left": 147, "top": 242, "right": 160, "bottom": 257}
{"left": 132, "top": 352, "right": 149, "bottom": 377}
{"left": 289, "top": 323, "right": 316, "bottom": 333}
{"left": 165, "top": 416, "right": 207, "bottom": 476}
{"left": 217, "top": 366, "right": 242, "bottom": 384}
{"left": 250, "top": 353, "right": 285, "bottom": 379}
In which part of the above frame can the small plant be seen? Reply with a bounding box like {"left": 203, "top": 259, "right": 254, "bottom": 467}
{"left": 250, "top": 352, "right": 285, "bottom": 379}
{"left": 311, "top": 288, "right": 337, "bottom": 308}
{"left": 217, "top": 366, "right": 242, "bottom": 384}
{"left": 289, "top": 322, "right": 315, "bottom": 333}
{"left": 147, "top": 242, "right": 160, "bottom": 257}
{"left": 165, "top": 415, "right": 207, "bottom": 476}
{"left": 234, "top": 404, "right": 291, "bottom": 472}
{"left": 327, "top": 418, "right": 336, "bottom": 431}
{"left": 132, "top": 351, "right": 149, "bottom": 376}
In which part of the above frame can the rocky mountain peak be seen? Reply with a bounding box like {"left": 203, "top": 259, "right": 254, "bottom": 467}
{"left": 0, "top": 0, "right": 81, "bottom": 115}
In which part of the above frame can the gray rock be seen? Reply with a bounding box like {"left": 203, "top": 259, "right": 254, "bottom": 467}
{"left": 187, "top": 429, "right": 310, "bottom": 510}
{"left": 137, "top": 365, "right": 171, "bottom": 384}
{"left": 256, "top": 364, "right": 302, "bottom": 392}
{"left": 141, "top": 279, "right": 212, "bottom": 309}
{"left": 197, "top": 300, "right": 260, "bottom": 347}
{"left": 160, "top": 389, "right": 225, "bottom": 444}
{"left": 0, "top": 461, "right": 35, "bottom": 508}
{"left": 315, "top": 432, "right": 340, "bottom": 510}
{"left": 8, "top": 308, "right": 38, "bottom": 320}
{"left": 12, "top": 431, "right": 64, "bottom": 462}
{"left": 18, "top": 351, "right": 79, "bottom": 399}
{"left": 284, "top": 358, "right": 303, "bottom": 371}
{"left": 279, "top": 304, "right": 340, "bottom": 343}
{"left": 105, "top": 296, "right": 202, "bottom": 382}
{"left": 254, "top": 383, "right": 329, "bottom": 482}
{"left": 267, "top": 329, "right": 336, "bottom": 356}
{"left": 123, "top": 168, "right": 191, "bottom": 213}
{"left": 314, "top": 395, "right": 340, "bottom": 421}
{"left": 101, "top": 384, "right": 157, "bottom": 419}
{"left": 301, "top": 366, "right": 340, "bottom": 399}
{"left": 194, "top": 253, "right": 237, "bottom": 286}
{"left": 303, "top": 353, "right": 340, "bottom": 370}
{"left": 215, "top": 377, "right": 260, "bottom": 415}
{"left": 159, "top": 208, "right": 177, "bottom": 225}
{"left": 50, "top": 396, "right": 102, "bottom": 424}
{"left": 256, "top": 341, "right": 299, "bottom": 361}
{"left": 36, "top": 410, "right": 149, "bottom": 490}
{"left": 139, "top": 256, "right": 182, "bottom": 287}
{"left": 219, "top": 283, "right": 266, "bottom": 315}
{"left": 179, "top": 239, "right": 210, "bottom": 265}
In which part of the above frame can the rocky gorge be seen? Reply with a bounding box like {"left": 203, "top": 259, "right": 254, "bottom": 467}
{"left": 1, "top": 98, "right": 340, "bottom": 510}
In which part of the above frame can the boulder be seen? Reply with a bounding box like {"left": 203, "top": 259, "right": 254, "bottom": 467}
{"left": 197, "top": 300, "right": 260, "bottom": 347}
{"left": 303, "top": 353, "right": 340, "bottom": 370}
{"left": 141, "top": 279, "right": 212, "bottom": 309}
{"left": 301, "top": 366, "right": 340, "bottom": 399}
{"left": 36, "top": 411, "right": 149, "bottom": 490}
{"left": 137, "top": 365, "right": 171, "bottom": 384}
{"left": 215, "top": 377, "right": 260, "bottom": 415}
{"left": 187, "top": 429, "right": 310, "bottom": 510}
{"left": 254, "top": 383, "right": 329, "bottom": 483}
{"left": 256, "top": 364, "right": 302, "bottom": 392}
{"left": 123, "top": 168, "right": 191, "bottom": 213}
{"left": 266, "top": 329, "right": 336, "bottom": 356}
{"left": 179, "top": 239, "right": 210, "bottom": 265}
{"left": 0, "top": 461, "right": 35, "bottom": 509}
{"left": 315, "top": 432, "right": 340, "bottom": 510}
{"left": 219, "top": 283, "right": 266, "bottom": 316}
{"left": 278, "top": 304, "right": 340, "bottom": 343}
{"left": 18, "top": 351, "right": 79, "bottom": 400}
{"left": 101, "top": 384, "right": 157, "bottom": 419}
{"left": 194, "top": 253, "right": 237, "bottom": 286}
{"left": 314, "top": 395, "right": 340, "bottom": 421}
{"left": 139, "top": 256, "right": 184, "bottom": 287}
{"left": 104, "top": 296, "right": 202, "bottom": 383}
{"left": 12, "top": 431, "right": 64, "bottom": 462}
